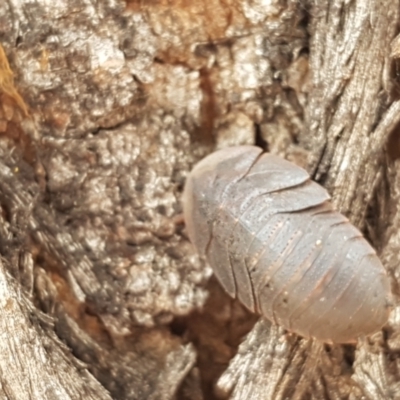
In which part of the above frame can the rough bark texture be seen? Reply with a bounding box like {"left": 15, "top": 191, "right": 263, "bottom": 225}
{"left": 0, "top": 0, "right": 399, "bottom": 399}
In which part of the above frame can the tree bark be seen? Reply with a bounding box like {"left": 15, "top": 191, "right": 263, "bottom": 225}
{"left": 0, "top": 0, "right": 399, "bottom": 399}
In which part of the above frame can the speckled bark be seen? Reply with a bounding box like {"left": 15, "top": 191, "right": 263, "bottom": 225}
{"left": 217, "top": 1, "right": 400, "bottom": 400}
{"left": 0, "top": 0, "right": 399, "bottom": 399}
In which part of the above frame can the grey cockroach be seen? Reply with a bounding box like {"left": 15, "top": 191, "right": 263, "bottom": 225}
{"left": 182, "top": 145, "right": 393, "bottom": 343}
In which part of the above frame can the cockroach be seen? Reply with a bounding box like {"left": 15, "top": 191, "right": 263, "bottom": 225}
{"left": 182, "top": 145, "right": 393, "bottom": 343}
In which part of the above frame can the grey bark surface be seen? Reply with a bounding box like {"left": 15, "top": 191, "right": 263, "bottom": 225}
{"left": 0, "top": 0, "right": 399, "bottom": 399}
{"left": 217, "top": 1, "right": 400, "bottom": 399}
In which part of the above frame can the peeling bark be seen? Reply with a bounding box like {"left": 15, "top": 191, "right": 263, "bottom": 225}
{"left": 0, "top": 0, "right": 399, "bottom": 399}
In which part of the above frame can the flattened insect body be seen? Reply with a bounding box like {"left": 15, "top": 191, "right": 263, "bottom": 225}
{"left": 182, "top": 145, "right": 393, "bottom": 343}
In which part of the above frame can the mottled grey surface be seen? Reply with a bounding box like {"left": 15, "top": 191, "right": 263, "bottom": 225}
{"left": 0, "top": 0, "right": 399, "bottom": 399}
{"left": 36, "top": 120, "right": 210, "bottom": 332}
{"left": 216, "top": 1, "right": 400, "bottom": 399}
{"left": 0, "top": 0, "right": 305, "bottom": 335}
{"left": 0, "top": 0, "right": 308, "bottom": 399}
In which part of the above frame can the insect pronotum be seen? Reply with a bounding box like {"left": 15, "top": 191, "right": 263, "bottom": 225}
{"left": 182, "top": 145, "right": 393, "bottom": 343}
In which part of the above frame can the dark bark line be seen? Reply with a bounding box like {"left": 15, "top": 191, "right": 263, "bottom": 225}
{"left": 0, "top": 141, "right": 197, "bottom": 399}
{"left": 306, "top": 0, "right": 400, "bottom": 227}
{"left": 0, "top": 257, "right": 112, "bottom": 400}
{"left": 1, "top": 0, "right": 207, "bottom": 397}
{"left": 217, "top": 1, "right": 400, "bottom": 399}
{"left": 33, "top": 268, "right": 197, "bottom": 400}
{"left": 0, "top": 0, "right": 399, "bottom": 399}
{"left": 0, "top": 150, "right": 109, "bottom": 398}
